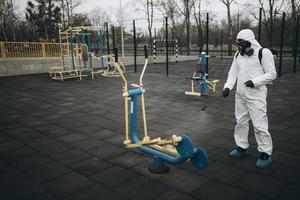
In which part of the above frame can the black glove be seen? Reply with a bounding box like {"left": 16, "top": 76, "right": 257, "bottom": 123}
{"left": 244, "top": 80, "right": 254, "bottom": 88}
{"left": 222, "top": 88, "right": 230, "bottom": 98}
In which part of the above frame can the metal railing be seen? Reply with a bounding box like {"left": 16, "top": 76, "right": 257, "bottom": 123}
{"left": 0, "top": 41, "right": 62, "bottom": 59}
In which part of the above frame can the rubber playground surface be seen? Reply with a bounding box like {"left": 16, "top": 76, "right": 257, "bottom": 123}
{"left": 0, "top": 59, "right": 299, "bottom": 200}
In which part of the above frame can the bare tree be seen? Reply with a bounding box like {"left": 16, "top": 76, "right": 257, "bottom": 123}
{"left": 0, "top": 0, "right": 17, "bottom": 41}
{"left": 244, "top": 0, "right": 285, "bottom": 48}
{"left": 156, "top": 0, "right": 187, "bottom": 49}
{"left": 290, "top": 0, "right": 300, "bottom": 21}
{"left": 173, "top": 0, "right": 195, "bottom": 55}
{"left": 60, "top": 0, "right": 82, "bottom": 29}
{"left": 133, "top": 0, "right": 154, "bottom": 43}
{"left": 193, "top": 0, "right": 203, "bottom": 51}
{"left": 220, "top": 0, "right": 234, "bottom": 56}
{"left": 90, "top": 7, "right": 110, "bottom": 26}
{"left": 147, "top": 0, "right": 154, "bottom": 42}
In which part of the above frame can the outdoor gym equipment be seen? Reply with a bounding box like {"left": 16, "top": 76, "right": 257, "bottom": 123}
{"left": 49, "top": 26, "right": 102, "bottom": 81}
{"left": 101, "top": 55, "right": 126, "bottom": 77}
{"left": 114, "top": 46, "right": 208, "bottom": 173}
{"left": 91, "top": 30, "right": 105, "bottom": 79}
{"left": 185, "top": 52, "right": 219, "bottom": 96}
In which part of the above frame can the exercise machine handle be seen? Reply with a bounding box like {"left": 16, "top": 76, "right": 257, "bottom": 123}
{"left": 114, "top": 48, "right": 118, "bottom": 62}
{"left": 144, "top": 45, "right": 148, "bottom": 59}
{"left": 139, "top": 45, "right": 148, "bottom": 85}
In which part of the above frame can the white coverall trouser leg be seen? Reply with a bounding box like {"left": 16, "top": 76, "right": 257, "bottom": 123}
{"left": 234, "top": 94, "right": 273, "bottom": 155}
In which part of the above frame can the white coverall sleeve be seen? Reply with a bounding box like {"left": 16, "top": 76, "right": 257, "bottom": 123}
{"left": 224, "top": 54, "right": 238, "bottom": 90}
{"left": 252, "top": 49, "right": 277, "bottom": 86}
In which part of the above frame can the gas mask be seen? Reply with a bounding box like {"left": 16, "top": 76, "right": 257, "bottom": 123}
{"left": 236, "top": 39, "right": 254, "bottom": 56}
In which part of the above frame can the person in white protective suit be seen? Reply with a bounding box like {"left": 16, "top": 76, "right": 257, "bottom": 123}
{"left": 222, "top": 29, "right": 277, "bottom": 168}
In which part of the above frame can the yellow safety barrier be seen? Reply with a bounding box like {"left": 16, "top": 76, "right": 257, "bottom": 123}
{"left": 0, "top": 41, "right": 70, "bottom": 59}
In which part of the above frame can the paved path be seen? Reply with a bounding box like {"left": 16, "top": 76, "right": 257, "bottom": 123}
{"left": 0, "top": 59, "right": 299, "bottom": 200}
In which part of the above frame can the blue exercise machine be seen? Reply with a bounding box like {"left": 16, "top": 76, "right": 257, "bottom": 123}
{"left": 114, "top": 46, "right": 208, "bottom": 173}
{"left": 185, "top": 52, "right": 219, "bottom": 96}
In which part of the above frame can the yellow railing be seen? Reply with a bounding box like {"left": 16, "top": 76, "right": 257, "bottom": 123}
{"left": 0, "top": 41, "right": 64, "bottom": 59}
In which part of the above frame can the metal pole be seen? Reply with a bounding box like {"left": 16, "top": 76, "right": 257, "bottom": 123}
{"left": 77, "top": 31, "right": 81, "bottom": 66}
{"left": 175, "top": 39, "right": 178, "bottom": 62}
{"left": 171, "top": 28, "right": 174, "bottom": 55}
{"left": 258, "top": 8, "right": 262, "bottom": 43}
{"left": 105, "top": 22, "right": 110, "bottom": 55}
{"left": 112, "top": 26, "right": 115, "bottom": 51}
{"left": 99, "top": 31, "right": 104, "bottom": 69}
{"left": 133, "top": 19, "right": 137, "bottom": 73}
{"left": 70, "top": 31, "right": 75, "bottom": 70}
{"left": 206, "top": 12, "right": 209, "bottom": 74}
{"left": 279, "top": 12, "right": 285, "bottom": 77}
{"left": 120, "top": 0, "right": 125, "bottom": 57}
{"left": 153, "top": 39, "right": 156, "bottom": 64}
{"left": 293, "top": 15, "right": 299, "bottom": 73}
{"left": 165, "top": 16, "right": 169, "bottom": 76}
{"left": 154, "top": 28, "right": 157, "bottom": 64}
{"left": 221, "top": 30, "right": 223, "bottom": 60}
{"left": 88, "top": 33, "right": 92, "bottom": 69}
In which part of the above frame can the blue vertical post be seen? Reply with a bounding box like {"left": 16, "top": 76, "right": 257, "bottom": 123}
{"left": 98, "top": 31, "right": 104, "bottom": 69}
{"left": 77, "top": 32, "right": 81, "bottom": 66}
{"left": 81, "top": 29, "right": 86, "bottom": 68}
{"left": 130, "top": 94, "right": 138, "bottom": 141}
{"left": 199, "top": 52, "right": 207, "bottom": 96}
{"left": 87, "top": 33, "right": 92, "bottom": 69}
{"left": 70, "top": 31, "right": 75, "bottom": 70}
{"left": 81, "top": 28, "right": 85, "bottom": 44}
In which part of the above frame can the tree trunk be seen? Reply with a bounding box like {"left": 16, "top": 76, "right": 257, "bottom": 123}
{"left": 291, "top": 0, "right": 296, "bottom": 21}
{"left": 146, "top": 0, "right": 153, "bottom": 44}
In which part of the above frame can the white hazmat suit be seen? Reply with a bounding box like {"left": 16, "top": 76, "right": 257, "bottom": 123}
{"left": 224, "top": 29, "right": 277, "bottom": 155}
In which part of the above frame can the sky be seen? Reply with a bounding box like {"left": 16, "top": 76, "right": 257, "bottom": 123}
{"left": 15, "top": 0, "right": 253, "bottom": 31}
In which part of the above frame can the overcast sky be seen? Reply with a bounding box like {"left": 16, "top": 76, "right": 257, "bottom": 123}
{"left": 16, "top": 0, "right": 242, "bottom": 19}
{"left": 15, "top": 0, "right": 255, "bottom": 31}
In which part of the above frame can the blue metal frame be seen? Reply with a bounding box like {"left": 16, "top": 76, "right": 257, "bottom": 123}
{"left": 192, "top": 53, "right": 208, "bottom": 96}
{"left": 98, "top": 31, "right": 104, "bottom": 69}
{"left": 70, "top": 32, "right": 75, "bottom": 70}
{"left": 87, "top": 33, "right": 92, "bottom": 69}
{"left": 127, "top": 88, "right": 208, "bottom": 172}
{"left": 77, "top": 32, "right": 81, "bottom": 66}
{"left": 81, "top": 28, "right": 87, "bottom": 69}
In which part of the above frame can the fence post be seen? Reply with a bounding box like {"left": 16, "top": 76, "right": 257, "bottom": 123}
{"left": 42, "top": 43, "right": 46, "bottom": 58}
{"left": 258, "top": 7, "right": 262, "bottom": 43}
{"left": 293, "top": 15, "right": 299, "bottom": 73}
{"left": 105, "top": 22, "right": 110, "bottom": 55}
{"left": 175, "top": 39, "right": 178, "bottom": 62}
{"left": 279, "top": 12, "right": 285, "bottom": 77}
{"left": 112, "top": 26, "right": 115, "bottom": 50}
{"left": 221, "top": 30, "right": 223, "bottom": 60}
{"left": 0, "top": 42, "right": 6, "bottom": 58}
{"left": 133, "top": 19, "right": 137, "bottom": 73}
{"left": 165, "top": 16, "right": 169, "bottom": 76}
{"left": 206, "top": 12, "right": 209, "bottom": 74}
{"left": 153, "top": 39, "right": 156, "bottom": 64}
